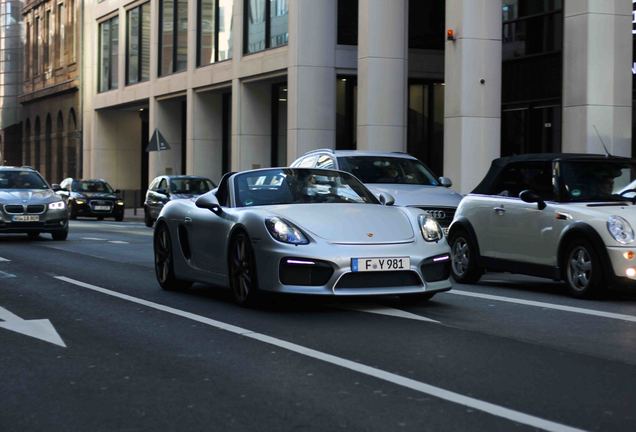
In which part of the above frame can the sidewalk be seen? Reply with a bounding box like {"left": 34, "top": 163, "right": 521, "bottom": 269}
{"left": 124, "top": 207, "right": 145, "bottom": 222}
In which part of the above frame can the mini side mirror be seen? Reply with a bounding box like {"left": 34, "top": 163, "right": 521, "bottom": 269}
{"left": 519, "top": 189, "right": 546, "bottom": 210}
{"left": 378, "top": 192, "right": 395, "bottom": 206}
{"left": 438, "top": 177, "right": 453, "bottom": 188}
{"left": 195, "top": 193, "right": 223, "bottom": 215}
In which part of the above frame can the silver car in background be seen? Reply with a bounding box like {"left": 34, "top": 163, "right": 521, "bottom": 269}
{"left": 291, "top": 150, "right": 463, "bottom": 233}
{"left": 0, "top": 166, "right": 69, "bottom": 240}
{"left": 153, "top": 167, "right": 451, "bottom": 306}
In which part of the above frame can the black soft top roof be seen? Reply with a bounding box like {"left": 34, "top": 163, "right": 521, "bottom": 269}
{"left": 471, "top": 153, "right": 634, "bottom": 194}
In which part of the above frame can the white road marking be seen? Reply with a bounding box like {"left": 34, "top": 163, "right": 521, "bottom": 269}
{"left": 0, "top": 270, "right": 16, "bottom": 279}
{"left": 81, "top": 237, "right": 107, "bottom": 241}
{"left": 0, "top": 257, "right": 10, "bottom": 262}
{"left": 0, "top": 306, "right": 66, "bottom": 347}
{"left": 450, "top": 290, "right": 636, "bottom": 323}
{"left": 336, "top": 305, "right": 440, "bottom": 323}
{"left": 54, "top": 275, "right": 586, "bottom": 432}
{"left": 108, "top": 241, "right": 129, "bottom": 244}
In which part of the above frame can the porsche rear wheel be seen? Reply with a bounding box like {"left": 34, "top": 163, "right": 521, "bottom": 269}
{"left": 449, "top": 229, "right": 483, "bottom": 284}
{"left": 154, "top": 223, "right": 191, "bottom": 291}
{"left": 229, "top": 231, "right": 261, "bottom": 306}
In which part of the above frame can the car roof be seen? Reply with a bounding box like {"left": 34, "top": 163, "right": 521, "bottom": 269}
{"left": 0, "top": 166, "right": 36, "bottom": 171}
{"left": 472, "top": 153, "right": 636, "bottom": 194}
{"left": 300, "top": 149, "right": 418, "bottom": 160}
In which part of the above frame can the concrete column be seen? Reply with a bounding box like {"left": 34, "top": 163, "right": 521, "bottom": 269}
{"left": 190, "top": 90, "right": 224, "bottom": 182}
{"left": 287, "top": 0, "right": 337, "bottom": 161}
{"left": 443, "top": 0, "right": 502, "bottom": 194}
{"left": 149, "top": 97, "right": 183, "bottom": 177}
{"left": 237, "top": 81, "right": 272, "bottom": 170}
{"left": 357, "top": 0, "right": 408, "bottom": 151}
{"left": 562, "top": 2, "right": 632, "bottom": 156}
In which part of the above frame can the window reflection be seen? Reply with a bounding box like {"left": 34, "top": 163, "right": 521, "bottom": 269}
{"left": 244, "top": 0, "right": 287, "bottom": 54}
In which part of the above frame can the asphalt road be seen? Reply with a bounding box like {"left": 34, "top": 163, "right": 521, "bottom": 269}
{"left": 1, "top": 219, "right": 635, "bottom": 432}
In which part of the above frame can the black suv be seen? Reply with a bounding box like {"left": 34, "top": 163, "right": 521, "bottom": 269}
{"left": 0, "top": 166, "right": 69, "bottom": 240}
{"left": 144, "top": 175, "right": 215, "bottom": 227}
{"left": 56, "top": 178, "right": 125, "bottom": 221}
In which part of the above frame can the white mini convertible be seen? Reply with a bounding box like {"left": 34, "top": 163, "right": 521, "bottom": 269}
{"left": 449, "top": 153, "right": 636, "bottom": 298}
{"left": 153, "top": 167, "right": 452, "bottom": 305}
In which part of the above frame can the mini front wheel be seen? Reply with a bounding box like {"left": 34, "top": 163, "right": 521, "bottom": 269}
{"left": 563, "top": 240, "right": 604, "bottom": 298}
{"left": 449, "top": 229, "right": 483, "bottom": 284}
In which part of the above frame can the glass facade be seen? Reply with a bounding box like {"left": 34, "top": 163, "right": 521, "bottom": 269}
{"left": 159, "top": 0, "right": 188, "bottom": 76}
{"left": 337, "top": 0, "right": 357, "bottom": 45}
{"left": 244, "top": 0, "right": 287, "bottom": 54}
{"left": 408, "top": 81, "right": 445, "bottom": 176}
{"left": 99, "top": 16, "right": 119, "bottom": 92}
{"left": 198, "top": 0, "right": 234, "bottom": 66}
{"left": 336, "top": 76, "right": 357, "bottom": 150}
{"left": 127, "top": 2, "right": 150, "bottom": 85}
{"left": 409, "top": 0, "right": 444, "bottom": 49}
{"left": 501, "top": 0, "right": 563, "bottom": 156}
{"left": 271, "top": 83, "right": 287, "bottom": 167}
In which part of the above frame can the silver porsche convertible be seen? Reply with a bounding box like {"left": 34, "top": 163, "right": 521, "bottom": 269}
{"left": 153, "top": 167, "right": 452, "bottom": 305}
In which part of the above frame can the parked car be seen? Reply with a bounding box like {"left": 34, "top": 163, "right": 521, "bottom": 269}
{"left": 290, "top": 149, "right": 462, "bottom": 233}
{"left": 144, "top": 175, "right": 216, "bottom": 227}
{"left": 0, "top": 166, "right": 68, "bottom": 240}
{"left": 56, "top": 178, "right": 125, "bottom": 221}
{"left": 153, "top": 167, "right": 451, "bottom": 306}
{"left": 448, "top": 153, "right": 636, "bottom": 298}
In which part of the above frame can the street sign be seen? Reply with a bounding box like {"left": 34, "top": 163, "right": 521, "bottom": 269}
{"left": 146, "top": 128, "right": 171, "bottom": 152}
{"left": 0, "top": 306, "right": 66, "bottom": 347}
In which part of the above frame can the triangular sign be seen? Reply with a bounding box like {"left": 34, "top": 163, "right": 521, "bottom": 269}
{"left": 146, "top": 129, "right": 171, "bottom": 152}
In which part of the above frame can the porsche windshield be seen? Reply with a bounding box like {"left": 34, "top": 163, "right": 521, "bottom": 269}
{"left": 0, "top": 170, "right": 49, "bottom": 189}
{"left": 559, "top": 160, "right": 636, "bottom": 202}
{"left": 234, "top": 169, "right": 380, "bottom": 207}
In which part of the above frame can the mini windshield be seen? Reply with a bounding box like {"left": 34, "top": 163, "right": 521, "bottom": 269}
{"left": 337, "top": 156, "right": 439, "bottom": 185}
{"left": 0, "top": 170, "right": 49, "bottom": 189}
{"left": 170, "top": 178, "right": 215, "bottom": 194}
{"left": 73, "top": 180, "right": 114, "bottom": 193}
{"left": 234, "top": 168, "right": 379, "bottom": 207}
{"left": 560, "top": 160, "right": 636, "bottom": 202}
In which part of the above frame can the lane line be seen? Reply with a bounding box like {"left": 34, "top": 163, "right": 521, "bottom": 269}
{"left": 0, "top": 270, "right": 16, "bottom": 279}
{"left": 0, "top": 257, "right": 10, "bottom": 262}
{"left": 81, "top": 237, "right": 107, "bottom": 241}
{"left": 334, "top": 304, "right": 440, "bottom": 323}
{"left": 53, "top": 275, "right": 587, "bottom": 432}
{"left": 108, "top": 241, "right": 130, "bottom": 244}
{"left": 449, "top": 290, "right": 636, "bottom": 323}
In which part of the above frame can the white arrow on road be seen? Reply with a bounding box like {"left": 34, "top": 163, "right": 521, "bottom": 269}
{"left": 0, "top": 306, "right": 66, "bottom": 347}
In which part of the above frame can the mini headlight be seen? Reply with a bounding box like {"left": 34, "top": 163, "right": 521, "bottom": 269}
{"left": 607, "top": 215, "right": 634, "bottom": 244}
{"left": 48, "top": 201, "right": 66, "bottom": 210}
{"left": 265, "top": 217, "right": 309, "bottom": 245}
{"left": 418, "top": 214, "right": 443, "bottom": 242}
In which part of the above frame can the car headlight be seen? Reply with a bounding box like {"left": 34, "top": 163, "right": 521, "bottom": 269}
{"left": 265, "top": 217, "right": 309, "bottom": 245}
{"left": 418, "top": 214, "right": 443, "bottom": 242}
{"left": 75, "top": 199, "right": 86, "bottom": 205}
{"left": 48, "top": 201, "right": 66, "bottom": 210}
{"left": 607, "top": 215, "right": 634, "bottom": 244}
{"left": 116, "top": 200, "right": 125, "bottom": 206}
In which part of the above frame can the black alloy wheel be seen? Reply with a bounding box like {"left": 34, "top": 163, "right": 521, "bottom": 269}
{"left": 154, "top": 223, "right": 191, "bottom": 291}
{"left": 229, "top": 231, "right": 261, "bottom": 306}
{"left": 563, "top": 239, "right": 604, "bottom": 298}
{"left": 449, "top": 229, "right": 483, "bottom": 284}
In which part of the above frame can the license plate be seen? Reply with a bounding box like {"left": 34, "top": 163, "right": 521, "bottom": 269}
{"left": 351, "top": 257, "right": 410, "bottom": 272}
{"left": 94, "top": 206, "right": 111, "bottom": 211}
{"left": 13, "top": 215, "right": 39, "bottom": 222}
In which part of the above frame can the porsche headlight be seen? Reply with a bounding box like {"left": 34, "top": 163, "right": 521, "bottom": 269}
{"left": 48, "top": 201, "right": 66, "bottom": 210}
{"left": 418, "top": 214, "right": 443, "bottom": 242}
{"left": 265, "top": 217, "right": 309, "bottom": 245}
{"left": 607, "top": 216, "right": 634, "bottom": 244}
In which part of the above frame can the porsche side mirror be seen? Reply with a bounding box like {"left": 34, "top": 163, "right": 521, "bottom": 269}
{"left": 438, "top": 177, "right": 453, "bottom": 188}
{"left": 195, "top": 193, "right": 223, "bottom": 215}
{"left": 378, "top": 192, "right": 395, "bottom": 206}
{"left": 519, "top": 189, "right": 546, "bottom": 210}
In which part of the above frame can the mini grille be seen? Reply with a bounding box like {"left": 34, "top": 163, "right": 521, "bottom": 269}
{"left": 335, "top": 271, "right": 422, "bottom": 289}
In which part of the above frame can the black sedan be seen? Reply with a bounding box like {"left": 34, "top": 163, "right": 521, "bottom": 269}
{"left": 56, "top": 178, "right": 125, "bottom": 221}
{"left": 144, "top": 175, "right": 216, "bottom": 227}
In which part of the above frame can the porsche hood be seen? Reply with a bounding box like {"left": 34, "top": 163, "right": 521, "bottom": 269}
{"left": 268, "top": 204, "right": 416, "bottom": 244}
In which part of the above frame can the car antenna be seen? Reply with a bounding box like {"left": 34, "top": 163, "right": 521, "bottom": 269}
{"left": 593, "top": 125, "right": 612, "bottom": 157}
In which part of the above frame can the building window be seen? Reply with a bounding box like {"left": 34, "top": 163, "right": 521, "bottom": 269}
{"left": 159, "top": 0, "right": 188, "bottom": 76}
{"left": 337, "top": 0, "right": 357, "bottom": 45}
{"left": 244, "top": 0, "right": 287, "bottom": 54}
{"left": 408, "top": 81, "right": 445, "bottom": 176}
{"left": 69, "top": 0, "right": 76, "bottom": 62}
{"left": 34, "top": 17, "right": 40, "bottom": 75}
{"left": 98, "top": 16, "right": 119, "bottom": 92}
{"left": 336, "top": 75, "right": 357, "bottom": 150}
{"left": 271, "top": 83, "right": 287, "bottom": 167}
{"left": 198, "top": 0, "right": 234, "bottom": 66}
{"left": 408, "top": 0, "right": 444, "bottom": 49}
{"left": 56, "top": 3, "right": 65, "bottom": 68}
{"left": 25, "top": 22, "right": 31, "bottom": 78}
{"left": 501, "top": 0, "right": 563, "bottom": 156}
{"left": 44, "top": 10, "right": 51, "bottom": 71}
{"left": 127, "top": 2, "right": 150, "bottom": 84}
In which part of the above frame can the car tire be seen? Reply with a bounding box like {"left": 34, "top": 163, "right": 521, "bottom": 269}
{"left": 97, "top": 216, "right": 104, "bottom": 221}
{"left": 399, "top": 292, "right": 435, "bottom": 305}
{"left": 563, "top": 239, "right": 604, "bottom": 299}
{"left": 115, "top": 214, "right": 124, "bottom": 222}
{"left": 449, "top": 229, "right": 483, "bottom": 284}
{"left": 51, "top": 229, "right": 68, "bottom": 241}
{"left": 154, "top": 222, "right": 191, "bottom": 291}
{"left": 229, "top": 231, "right": 262, "bottom": 307}
{"left": 27, "top": 232, "right": 40, "bottom": 240}
{"left": 69, "top": 203, "right": 77, "bottom": 220}
{"left": 144, "top": 208, "right": 153, "bottom": 228}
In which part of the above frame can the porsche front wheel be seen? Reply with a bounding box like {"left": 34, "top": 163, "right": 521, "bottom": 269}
{"left": 154, "top": 223, "right": 191, "bottom": 291}
{"left": 229, "top": 232, "right": 261, "bottom": 306}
